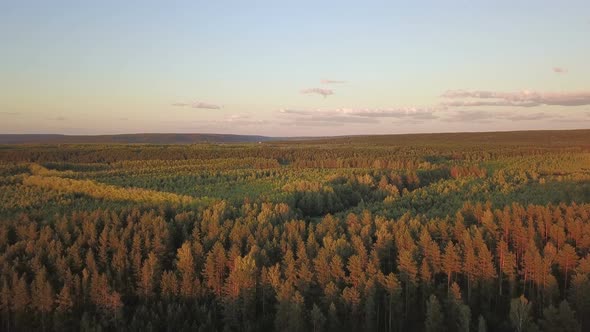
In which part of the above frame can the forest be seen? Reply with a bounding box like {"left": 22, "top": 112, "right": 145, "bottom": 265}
{"left": 0, "top": 129, "right": 590, "bottom": 331}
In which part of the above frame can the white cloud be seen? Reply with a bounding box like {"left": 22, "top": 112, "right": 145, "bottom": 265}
{"left": 442, "top": 90, "right": 590, "bottom": 107}
{"left": 278, "top": 107, "right": 439, "bottom": 125}
{"left": 222, "top": 114, "right": 270, "bottom": 126}
{"left": 442, "top": 110, "right": 560, "bottom": 123}
{"left": 321, "top": 79, "right": 347, "bottom": 84}
{"left": 301, "top": 88, "right": 334, "bottom": 98}
{"left": 172, "top": 101, "right": 222, "bottom": 109}
{"left": 48, "top": 116, "right": 67, "bottom": 121}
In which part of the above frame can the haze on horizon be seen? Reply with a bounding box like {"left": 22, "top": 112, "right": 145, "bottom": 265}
{"left": 1, "top": 0, "right": 589, "bottom": 137}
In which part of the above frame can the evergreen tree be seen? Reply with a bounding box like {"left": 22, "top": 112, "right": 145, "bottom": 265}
{"left": 425, "top": 295, "right": 445, "bottom": 332}
{"left": 443, "top": 242, "right": 461, "bottom": 290}
{"left": 310, "top": 303, "right": 326, "bottom": 332}
{"left": 540, "top": 300, "right": 580, "bottom": 332}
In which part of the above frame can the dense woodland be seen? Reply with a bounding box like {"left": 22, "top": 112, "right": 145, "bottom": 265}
{"left": 1, "top": 130, "right": 590, "bottom": 331}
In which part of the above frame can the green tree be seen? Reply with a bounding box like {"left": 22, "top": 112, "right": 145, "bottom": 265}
{"left": 447, "top": 283, "right": 470, "bottom": 332}
{"left": 426, "top": 295, "right": 445, "bottom": 332}
{"left": 510, "top": 295, "right": 533, "bottom": 332}
{"left": 0, "top": 278, "right": 11, "bottom": 332}
{"left": 569, "top": 274, "right": 590, "bottom": 331}
{"left": 310, "top": 303, "right": 326, "bottom": 332}
{"left": 540, "top": 300, "right": 580, "bottom": 332}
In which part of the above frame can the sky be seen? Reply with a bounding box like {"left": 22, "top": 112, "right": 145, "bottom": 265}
{"left": 1, "top": 0, "right": 589, "bottom": 136}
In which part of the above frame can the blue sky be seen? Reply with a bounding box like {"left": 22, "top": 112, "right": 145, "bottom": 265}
{"left": 1, "top": 0, "right": 589, "bottom": 136}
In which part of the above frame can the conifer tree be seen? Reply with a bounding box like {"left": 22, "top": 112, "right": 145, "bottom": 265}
{"left": 425, "top": 295, "right": 444, "bottom": 332}
{"left": 310, "top": 303, "right": 326, "bottom": 332}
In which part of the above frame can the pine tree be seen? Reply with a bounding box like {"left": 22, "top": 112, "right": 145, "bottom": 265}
{"left": 11, "top": 274, "right": 30, "bottom": 329}
{"left": 557, "top": 244, "right": 578, "bottom": 290}
{"left": 0, "top": 278, "right": 11, "bottom": 332}
{"left": 138, "top": 252, "right": 160, "bottom": 298}
{"left": 131, "top": 233, "right": 143, "bottom": 280}
{"left": 497, "top": 239, "right": 510, "bottom": 295}
{"left": 11, "top": 274, "right": 30, "bottom": 313}
{"left": 447, "top": 283, "right": 470, "bottom": 332}
{"left": 569, "top": 274, "right": 590, "bottom": 331}
{"left": 54, "top": 283, "right": 75, "bottom": 332}
{"left": 176, "top": 241, "right": 196, "bottom": 298}
{"left": 98, "top": 225, "right": 110, "bottom": 267}
{"left": 442, "top": 241, "right": 461, "bottom": 290}
{"left": 454, "top": 212, "right": 466, "bottom": 241}
{"left": 342, "top": 286, "right": 361, "bottom": 329}
{"left": 398, "top": 249, "right": 418, "bottom": 285}
{"left": 296, "top": 241, "right": 314, "bottom": 294}
{"left": 425, "top": 295, "right": 444, "bottom": 332}
{"left": 314, "top": 250, "right": 332, "bottom": 287}
{"left": 363, "top": 279, "right": 378, "bottom": 332}
{"left": 32, "top": 268, "right": 54, "bottom": 331}
{"left": 56, "top": 284, "right": 74, "bottom": 313}
{"left": 310, "top": 303, "right": 326, "bottom": 332}
{"left": 330, "top": 255, "right": 346, "bottom": 285}
{"left": 160, "top": 270, "right": 179, "bottom": 299}
{"left": 328, "top": 302, "right": 341, "bottom": 332}
{"left": 347, "top": 255, "right": 365, "bottom": 289}
{"left": 462, "top": 234, "right": 478, "bottom": 301}
{"left": 203, "top": 242, "right": 227, "bottom": 296}
{"left": 222, "top": 255, "right": 257, "bottom": 329}
{"left": 540, "top": 300, "right": 580, "bottom": 332}
{"left": 380, "top": 272, "right": 400, "bottom": 332}
{"left": 397, "top": 249, "right": 418, "bottom": 317}
{"left": 477, "top": 242, "right": 497, "bottom": 282}
{"left": 481, "top": 209, "right": 498, "bottom": 241}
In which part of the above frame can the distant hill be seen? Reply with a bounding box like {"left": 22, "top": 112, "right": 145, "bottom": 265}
{"left": 279, "top": 129, "right": 590, "bottom": 147}
{"left": 0, "top": 133, "right": 277, "bottom": 144}
{"left": 1, "top": 129, "right": 589, "bottom": 146}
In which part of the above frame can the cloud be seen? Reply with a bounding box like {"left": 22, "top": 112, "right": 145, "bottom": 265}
{"left": 222, "top": 114, "right": 270, "bottom": 126}
{"left": 172, "top": 101, "right": 222, "bottom": 109}
{"left": 280, "top": 107, "right": 438, "bottom": 119}
{"left": 305, "top": 116, "right": 378, "bottom": 124}
{"left": 503, "top": 112, "right": 553, "bottom": 121}
{"left": 279, "top": 109, "right": 313, "bottom": 115}
{"left": 48, "top": 116, "right": 67, "bottom": 121}
{"left": 442, "top": 100, "right": 539, "bottom": 107}
{"left": 176, "top": 114, "right": 270, "bottom": 132}
{"left": 442, "top": 110, "right": 560, "bottom": 123}
{"left": 552, "top": 116, "right": 590, "bottom": 123}
{"left": 553, "top": 67, "right": 568, "bottom": 74}
{"left": 301, "top": 88, "right": 334, "bottom": 98}
{"left": 321, "top": 79, "right": 347, "bottom": 84}
{"left": 442, "top": 111, "right": 497, "bottom": 123}
{"left": 278, "top": 107, "right": 439, "bottom": 126}
{"left": 280, "top": 120, "right": 346, "bottom": 127}
{"left": 442, "top": 90, "right": 590, "bottom": 107}
{"left": 345, "top": 108, "right": 439, "bottom": 120}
